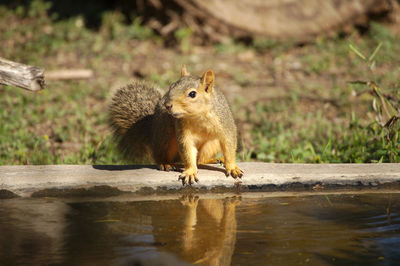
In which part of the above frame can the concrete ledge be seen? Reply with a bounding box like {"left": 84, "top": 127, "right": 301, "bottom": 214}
{"left": 1, "top": 163, "right": 400, "bottom": 197}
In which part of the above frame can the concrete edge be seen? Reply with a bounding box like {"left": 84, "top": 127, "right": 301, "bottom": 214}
{"left": 1, "top": 163, "right": 400, "bottom": 198}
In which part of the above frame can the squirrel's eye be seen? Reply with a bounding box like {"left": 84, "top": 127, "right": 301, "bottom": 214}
{"left": 188, "top": 91, "right": 196, "bottom": 98}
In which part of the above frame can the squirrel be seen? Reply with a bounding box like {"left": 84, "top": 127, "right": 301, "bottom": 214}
{"left": 109, "top": 65, "right": 243, "bottom": 185}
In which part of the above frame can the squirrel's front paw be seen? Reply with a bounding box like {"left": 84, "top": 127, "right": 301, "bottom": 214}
{"left": 179, "top": 169, "right": 199, "bottom": 186}
{"left": 225, "top": 165, "right": 243, "bottom": 179}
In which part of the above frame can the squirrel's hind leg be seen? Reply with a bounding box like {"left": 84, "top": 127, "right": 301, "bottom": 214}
{"left": 197, "top": 139, "right": 221, "bottom": 165}
{"left": 158, "top": 163, "right": 178, "bottom": 172}
{"left": 154, "top": 137, "right": 180, "bottom": 172}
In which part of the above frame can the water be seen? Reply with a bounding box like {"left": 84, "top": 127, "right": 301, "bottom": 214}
{"left": 0, "top": 192, "right": 399, "bottom": 265}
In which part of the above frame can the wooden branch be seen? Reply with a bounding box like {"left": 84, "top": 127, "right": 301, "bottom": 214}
{"left": 45, "top": 69, "right": 93, "bottom": 80}
{"left": 0, "top": 57, "right": 45, "bottom": 91}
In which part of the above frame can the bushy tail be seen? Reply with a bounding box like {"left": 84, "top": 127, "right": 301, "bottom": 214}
{"left": 109, "top": 80, "right": 163, "bottom": 162}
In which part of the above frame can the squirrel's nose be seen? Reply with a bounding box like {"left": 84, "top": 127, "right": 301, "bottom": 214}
{"left": 165, "top": 103, "right": 173, "bottom": 111}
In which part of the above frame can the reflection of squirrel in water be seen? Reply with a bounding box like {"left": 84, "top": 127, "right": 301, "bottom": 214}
{"left": 180, "top": 195, "right": 241, "bottom": 266}
{"left": 109, "top": 65, "right": 243, "bottom": 185}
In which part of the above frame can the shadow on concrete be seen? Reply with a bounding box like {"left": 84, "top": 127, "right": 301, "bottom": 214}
{"left": 0, "top": 189, "right": 20, "bottom": 199}
{"left": 92, "top": 164, "right": 227, "bottom": 174}
{"left": 198, "top": 164, "right": 227, "bottom": 175}
{"left": 92, "top": 165, "right": 157, "bottom": 171}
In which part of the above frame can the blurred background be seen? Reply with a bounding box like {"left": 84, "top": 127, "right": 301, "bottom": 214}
{"left": 0, "top": 0, "right": 399, "bottom": 165}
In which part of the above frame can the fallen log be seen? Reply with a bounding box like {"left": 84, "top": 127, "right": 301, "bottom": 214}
{"left": 140, "top": 0, "right": 397, "bottom": 43}
{"left": 0, "top": 57, "right": 45, "bottom": 91}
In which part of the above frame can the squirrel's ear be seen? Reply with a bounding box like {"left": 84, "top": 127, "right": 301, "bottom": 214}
{"left": 200, "top": 70, "right": 214, "bottom": 93}
{"left": 181, "top": 64, "right": 190, "bottom": 77}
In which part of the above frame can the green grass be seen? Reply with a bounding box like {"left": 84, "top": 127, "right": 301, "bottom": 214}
{"left": 236, "top": 37, "right": 400, "bottom": 163}
{"left": 241, "top": 96, "right": 399, "bottom": 163}
{"left": 0, "top": 0, "right": 399, "bottom": 165}
{"left": 0, "top": 83, "right": 123, "bottom": 165}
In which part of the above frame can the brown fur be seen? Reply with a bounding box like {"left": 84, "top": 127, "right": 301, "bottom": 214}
{"left": 109, "top": 80, "right": 163, "bottom": 161}
{"left": 109, "top": 68, "right": 242, "bottom": 184}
